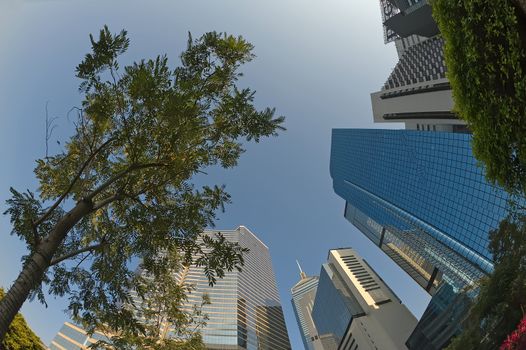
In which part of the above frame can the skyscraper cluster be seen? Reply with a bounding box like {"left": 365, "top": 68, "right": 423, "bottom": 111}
{"left": 319, "top": 0, "right": 520, "bottom": 348}
{"left": 46, "top": 1, "right": 519, "bottom": 350}
{"left": 292, "top": 249, "right": 417, "bottom": 350}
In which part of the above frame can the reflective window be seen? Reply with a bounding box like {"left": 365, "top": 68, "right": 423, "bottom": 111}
{"left": 311, "top": 264, "right": 364, "bottom": 347}
{"left": 331, "top": 129, "right": 521, "bottom": 291}
{"left": 57, "top": 324, "right": 87, "bottom": 345}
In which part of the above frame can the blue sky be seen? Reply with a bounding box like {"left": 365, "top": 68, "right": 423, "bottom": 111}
{"left": 0, "top": 0, "right": 430, "bottom": 347}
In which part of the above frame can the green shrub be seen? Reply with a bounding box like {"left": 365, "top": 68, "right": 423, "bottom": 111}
{"left": 0, "top": 289, "right": 44, "bottom": 350}
{"left": 432, "top": 0, "right": 526, "bottom": 194}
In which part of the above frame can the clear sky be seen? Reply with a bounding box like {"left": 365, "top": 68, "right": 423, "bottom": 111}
{"left": 0, "top": 0, "right": 430, "bottom": 348}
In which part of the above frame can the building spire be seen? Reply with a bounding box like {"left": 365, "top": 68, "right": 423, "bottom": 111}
{"left": 296, "top": 260, "right": 307, "bottom": 280}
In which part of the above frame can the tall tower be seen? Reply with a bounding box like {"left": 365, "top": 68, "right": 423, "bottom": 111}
{"left": 330, "top": 129, "right": 518, "bottom": 348}
{"left": 49, "top": 322, "right": 111, "bottom": 350}
{"left": 330, "top": 129, "right": 513, "bottom": 290}
{"left": 290, "top": 262, "right": 324, "bottom": 350}
{"left": 374, "top": 0, "right": 467, "bottom": 133}
{"left": 311, "top": 248, "right": 417, "bottom": 350}
{"left": 167, "top": 226, "right": 291, "bottom": 350}
{"left": 49, "top": 226, "right": 291, "bottom": 350}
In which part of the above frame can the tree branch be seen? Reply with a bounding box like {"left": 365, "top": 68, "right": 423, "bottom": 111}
{"left": 50, "top": 242, "right": 105, "bottom": 266}
{"left": 33, "top": 137, "right": 116, "bottom": 228}
{"left": 86, "top": 162, "right": 169, "bottom": 201}
{"left": 32, "top": 224, "right": 40, "bottom": 247}
{"left": 72, "top": 251, "right": 93, "bottom": 271}
{"left": 91, "top": 162, "right": 183, "bottom": 214}
{"left": 92, "top": 193, "right": 123, "bottom": 211}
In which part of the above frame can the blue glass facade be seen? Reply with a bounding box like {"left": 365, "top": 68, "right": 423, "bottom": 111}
{"left": 311, "top": 263, "right": 365, "bottom": 348}
{"left": 330, "top": 129, "right": 516, "bottom": 293}
{"left": 405, "top": 282, "right": 472, "bottom": 350}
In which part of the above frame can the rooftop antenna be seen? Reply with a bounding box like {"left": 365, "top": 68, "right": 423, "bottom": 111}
{"left": 296, "top": 260, "right": 307, "bottom": 280}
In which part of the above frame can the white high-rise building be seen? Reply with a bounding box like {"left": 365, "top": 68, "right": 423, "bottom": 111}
{"left": 177, "top": 226, "right": 291, "bottom": 349}
{"left": 311, "top": 248, "right": 417, "bottom": 350}
{"left": 49, "top": 226, "right": 291, "bottom": 350}
{"left": 291, "top": 262, "right": 324, "bottom": 350}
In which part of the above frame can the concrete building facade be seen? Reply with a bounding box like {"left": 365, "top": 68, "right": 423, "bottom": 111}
{"left": 374, "top": 0, "right": 469, "bottom": 133}
{"left": 311, "top": 248, "right": 417, "bottom": 350}
{"left": 291, "top": 264, "right": 324, "bottom": 350}
{"left": 369, "top": 36, "right": 468, "bottom": 132}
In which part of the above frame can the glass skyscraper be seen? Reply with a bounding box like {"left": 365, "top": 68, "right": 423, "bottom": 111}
{"left": 49, "top": 226, "right": 290, "bottom": 350}
{"left": 310, "top": 248, "right": 417, "bottom": 350}
{"left": 49, "top": 322, "right": 110, "bottom": 350}
{"left": 290, "top": 264, "right": 324, "bottom": 350}
{"left": 183, "top": 226, "right": 291, "bottom": 350}
{"left": 330, "top": 129, "right": 514, "bottom": 294}
{"left": 330, "top": 128, "right": 521, "bottom": 348}
{"left": 311, "top": 263, "right": 363, "bottom": 349}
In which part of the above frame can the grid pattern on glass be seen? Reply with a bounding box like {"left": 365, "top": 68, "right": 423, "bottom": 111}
{"left": 330, "top": 129, "right": 516, "bottom": 275}
{"left": 345, "top": 199, "right": 486, "bottom": 293}
{"left": 406, "top": 282, "right": 471, "bottom": 350}
{"left": 311, "top": 264, "right": 353, "bottom": 348}
{"left": 127, "top": 228, "right": 290, "bottom": 350}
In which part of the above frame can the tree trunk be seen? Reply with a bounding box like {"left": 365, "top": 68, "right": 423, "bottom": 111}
{"left": 0, "top": 199, "right": 93, "bottom": 341}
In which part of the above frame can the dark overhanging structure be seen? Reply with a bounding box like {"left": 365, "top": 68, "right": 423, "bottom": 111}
{"left": 380, "top": 0, "right": 439, "bottom": 43}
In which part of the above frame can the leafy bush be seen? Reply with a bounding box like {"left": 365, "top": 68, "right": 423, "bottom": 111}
{"left": 432, "top": 0, "right": 526, "bottom": 194}
{"left": 446, "top": 215, "right": 526, "bottom": 349}
{"left": 0, "top": 289, "right": 44, "bottom": 350}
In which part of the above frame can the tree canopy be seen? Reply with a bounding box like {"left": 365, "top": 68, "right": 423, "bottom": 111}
{"left": 0, "top": 26, "right": 284, "bottom": 343}
{"left": 432, "top": 0, "right": 526, "bottom": 194}
{"left": 89, "top": 250, "right": 212, "bottom": 349}
{"left": 446, "top": 213, "right": 526, "bottom": 349}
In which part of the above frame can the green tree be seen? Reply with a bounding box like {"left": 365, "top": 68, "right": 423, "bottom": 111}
{"left": 90, "top": 247, "right": 222, "bottom": 349}
{"left": 0, "top": 289, "right": 44, "bottom": 350}
{"left": 446, "top": 213, "right": 526, "bottom": 349}
{"left": 0, "top": 26, "right": 284, "bottom": 341}
{"left": 431, "top": 0, "right": 526, "bottom": 194}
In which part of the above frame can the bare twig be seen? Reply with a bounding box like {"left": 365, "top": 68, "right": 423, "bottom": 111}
{"left": 45, "top": 101, "right": 59, "bottom": 159}
{"left": 72, "top": 251, "right": 93, "bottom": 270}
{"left": 66, "top": 106, "right": 83, "bottom": 123}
